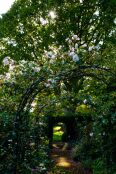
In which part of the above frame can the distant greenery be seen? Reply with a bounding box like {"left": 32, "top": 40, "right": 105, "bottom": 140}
{"left": 53, "top": 126, "right": 64, "bottom": 142}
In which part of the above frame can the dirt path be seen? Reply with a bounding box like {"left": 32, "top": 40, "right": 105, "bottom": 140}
{"left": 48, "top": 142, "right": 92, "bottom": 174}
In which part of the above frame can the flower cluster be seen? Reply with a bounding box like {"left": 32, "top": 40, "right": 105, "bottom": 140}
{"left": 3, "top": 57, "right": 11, "bottom": 66}
{"left": 44, "top": 78, "right": 56, "bottom": 88}
{"left": 66, "top": 34, "right": 80, "bottom": 62}
{"left": 47, "top": 51, "right": 56, "bottom": 59}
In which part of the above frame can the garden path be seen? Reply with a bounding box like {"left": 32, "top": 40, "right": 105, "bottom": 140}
{"left": 48, "top": 142, "right": 92, "bottom": 174}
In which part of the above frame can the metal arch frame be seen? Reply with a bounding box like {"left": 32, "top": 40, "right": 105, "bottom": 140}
{"left": 13, "top": 75, "right": 46, "bottom": 173}
{"left": 12, "top": 65, "right": 112, "bottom": 173}
{"left": 15, "top": 65, "right": 112, "bottom": 120}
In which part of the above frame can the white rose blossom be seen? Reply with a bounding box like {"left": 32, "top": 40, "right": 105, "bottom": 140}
{"left": 47, "top": 51, "right": 56, "bottom": 59}
{"left": 48, "top": 79, "right": 56, "bottom": 84}
{"left": 88, "top": 46, "right": 94, "bottom": 51}
{"left": 90, "top": 132, "right": 93, "bottom": 137}
{"left": 72, "top": 54, "right": 79, "bottom": 62}
{"left": 72, "top": 34, "right": 78, "bottom": 40}
{"left": 33, "top": 67, "right": 41, "bottom": 72}
{"left": 68, "top": 39, "right": 72, "bottom": 44}
{"left": 68, "top": 51, "right": 75, "bottom": 57}
{"left": 75, "top": 43, "right": 78, "bottom": 49}
{"left": 3, "top": 57, "right": 10, "bottom": 65}
{"left": 9, "top": 64, "right": 14, "bottom": 71}
{"left": 44, "top": 83, "right": 50, "bottom": 87}
{"left": 83, "top": 99, "right": 87, "bottom": 104}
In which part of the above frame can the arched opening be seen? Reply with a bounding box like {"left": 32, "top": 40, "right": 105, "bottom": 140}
{"left": 10, "top": 66, "right": 110, "bottom": 173}
{"left": 47, "top": 115, "right": 77, "bottom": 149}
{"left": 53, "top": 122, "right": 64, "bottom": 142}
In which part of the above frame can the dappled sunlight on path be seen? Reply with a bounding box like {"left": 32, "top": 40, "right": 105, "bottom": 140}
{"left": 52, "top": 143, "right": 75, "bottom": 169}
{"left": 55, "top": 156, "right": 71, "bottom": 167}
{"left": 48, "top": 142, "right": 91, "bottom": 174}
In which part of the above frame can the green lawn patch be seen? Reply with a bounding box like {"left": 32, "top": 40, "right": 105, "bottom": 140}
{"left": 53, "top": 126, "right": 64, "bottom": 141}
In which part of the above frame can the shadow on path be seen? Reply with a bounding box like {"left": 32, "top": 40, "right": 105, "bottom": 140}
{"left": 48, "top": 142, "right": 92, "bottom": 174}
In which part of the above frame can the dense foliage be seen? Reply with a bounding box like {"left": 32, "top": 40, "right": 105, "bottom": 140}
{"left": 0, "top": 0, "right": 116, "bottom": 173}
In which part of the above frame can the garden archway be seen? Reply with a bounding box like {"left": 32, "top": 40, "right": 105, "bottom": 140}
{"left": 13, "top": 66, "right": 110, "bottom": 173}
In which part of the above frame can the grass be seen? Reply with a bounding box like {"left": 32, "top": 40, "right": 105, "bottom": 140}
{"left": 53, "top": 126, "right": 64, "bottom": 141}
